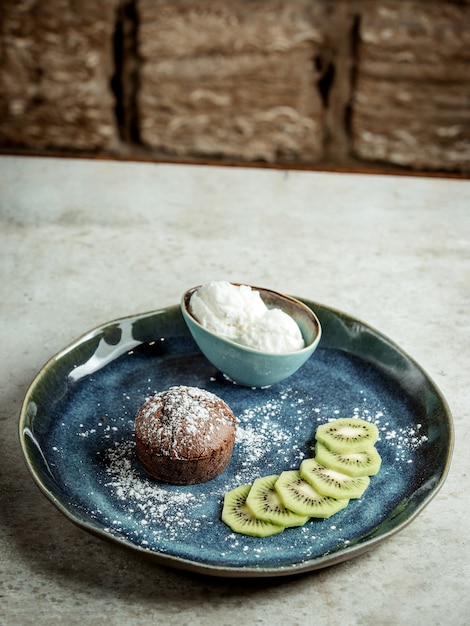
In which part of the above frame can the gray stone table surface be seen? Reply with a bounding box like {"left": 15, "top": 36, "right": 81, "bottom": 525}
{"left": 0, "top": 155, "right": 469, "bottom": 625}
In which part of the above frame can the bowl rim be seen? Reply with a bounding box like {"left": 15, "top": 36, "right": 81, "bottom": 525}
{"left": 180, "top": 282, "right": 322, "bottom": 357}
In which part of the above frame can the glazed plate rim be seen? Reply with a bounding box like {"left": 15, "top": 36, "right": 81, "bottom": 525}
{"left": 18, "top": 299, "right": 454, "bottom": 577}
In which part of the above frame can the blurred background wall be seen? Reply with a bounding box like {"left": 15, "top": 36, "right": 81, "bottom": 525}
{"left": 1, "top": 0, "right": 469, "bottom": 174}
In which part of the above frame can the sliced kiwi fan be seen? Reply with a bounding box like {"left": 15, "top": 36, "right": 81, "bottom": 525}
{"left": 222, "top": 417, "right": 381, "bottom": 536}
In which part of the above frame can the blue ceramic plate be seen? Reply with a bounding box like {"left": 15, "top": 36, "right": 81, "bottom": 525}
{"left": 19, "top": 300, "right": 453, "bottom": 577}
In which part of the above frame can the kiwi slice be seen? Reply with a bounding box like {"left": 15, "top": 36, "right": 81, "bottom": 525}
{"left": 222, "top": 483, "right": 285, "bottom": 537}
{"left": 274, "top": 470, "right": 349, "bottom": 518}
{"left": 246, "top": 475, "right": 310, "bottom": 528}
{"left": 315, "top": 441, "right": 382, "bottom": 477}
{"left": 316, "top": 417, "right": 379, "bottom": 453}
{"left": 300, "top": 459, "right": 370, "bottom": 500}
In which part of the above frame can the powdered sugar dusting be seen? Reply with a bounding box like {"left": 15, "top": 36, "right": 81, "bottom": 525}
{"left": 84, "top": 380, "right": 428, "bottom": 553}
{"left": 48, "top": 342, "right": 436, "bottom": 568}
{"left": 135, "top": 385, "right": 236, "bottom": 459}
{"left": 40, "top": 320, "right": 445, "bottom": 572}
{"left": 102, "top": 440, "right": 202, "bottom": 542}
{"left": 382, "top": 422, "right": 428, "bottom": 462}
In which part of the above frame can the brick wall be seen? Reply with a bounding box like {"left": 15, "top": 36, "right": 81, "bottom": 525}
{"left": 1, "top": 0, "right": 469, "bottom": 174}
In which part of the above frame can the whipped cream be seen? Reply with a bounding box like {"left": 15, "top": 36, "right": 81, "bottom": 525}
{"left": 189, "top": 281, "right": 305, "bottom": 353}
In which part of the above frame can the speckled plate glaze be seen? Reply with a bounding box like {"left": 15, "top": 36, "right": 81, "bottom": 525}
{"left": 19, "top": 300, "right": 453, "bottom": 577}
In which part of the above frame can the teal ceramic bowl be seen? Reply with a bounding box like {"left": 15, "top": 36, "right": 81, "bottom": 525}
{"left": 181, "top": 284, "right": 322, "bottom": 387}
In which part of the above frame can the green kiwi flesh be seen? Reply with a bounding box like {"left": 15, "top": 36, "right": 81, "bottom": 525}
{"left": 221, "top": 484, "right": 284, "bottom": 537}
{"left": 221, "top": 417, "right": 382, "bottom": 536}
{"left": 316, "top": 417, "right": 379, "bottom": 453}
{"left": 246, "top": 475, "right": 310, "bottom": 527}
{"left": 274, "top": 470, "right": 349, "bottom": 518}
{"left": 300, "top": 459, "right": 370, "bottom": 500}
{"left": 314, "top": 441, "right": 382, "bottom": 477}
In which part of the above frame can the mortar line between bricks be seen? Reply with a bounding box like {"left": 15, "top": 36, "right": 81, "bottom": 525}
{"left": 113, "top": 0, "right": 140, "bottom": 145}
{"left": 111, "top": 4, "right": 125, "bottom": 137}
{"left": 345, "top": 11, "right": 361, "bottom": 156}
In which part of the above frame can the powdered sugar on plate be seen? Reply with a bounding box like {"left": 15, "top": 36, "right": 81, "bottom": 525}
{"left": 85, "top": 378, "right": 427, "bottom": 553}
{"left": 44, "top": 338, "right": 436, "bottom": 568}
{"left": 99, "top": 386, "right": 315, "bottom": 541}
{"left": 102, "top": 440, "right": 201, "bottom": 544}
